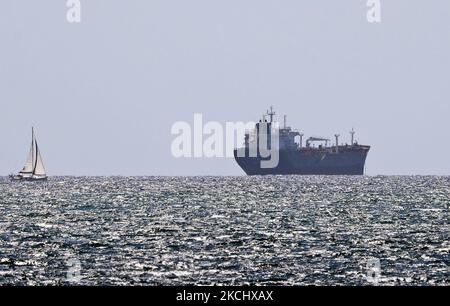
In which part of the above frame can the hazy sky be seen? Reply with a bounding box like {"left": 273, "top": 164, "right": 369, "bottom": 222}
{"left": 1, "top": 1, "right": 449, "bottom": 176}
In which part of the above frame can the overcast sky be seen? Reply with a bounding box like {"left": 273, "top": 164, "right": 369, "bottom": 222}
{"left": 1, "top": 1, "right": 449, "bottom": 176}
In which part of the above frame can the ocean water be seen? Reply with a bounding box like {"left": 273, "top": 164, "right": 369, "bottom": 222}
{"left": 0, "top": 176, "right": 448, "bottom": 286}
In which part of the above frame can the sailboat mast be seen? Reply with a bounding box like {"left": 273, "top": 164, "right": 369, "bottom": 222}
{"left": 33, "top": 141, "right": 38, "bottom": 175}
{"left": 31, "top": 127, "right": 35, "bottom": 171}
{"left": 32, "top": 127, "right": 39, "bottom": 175}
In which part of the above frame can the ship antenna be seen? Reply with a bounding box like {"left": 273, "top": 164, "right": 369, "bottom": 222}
{"left": 350, "top": 128, "right": 355, "bottom": 145}
{"left": 266, "top": 106, "right": 276, "bottom": 123}
{"left": 284, "top": 115, "right": 287, "bottom": 129}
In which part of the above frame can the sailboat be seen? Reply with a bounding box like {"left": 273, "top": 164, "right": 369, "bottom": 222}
{"left": 10, "top": 127, "right": 47, "bottom": 181}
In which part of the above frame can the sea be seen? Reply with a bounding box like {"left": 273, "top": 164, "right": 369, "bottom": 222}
{"left": 0, "top": 176, "right": 448, "bottom": 285}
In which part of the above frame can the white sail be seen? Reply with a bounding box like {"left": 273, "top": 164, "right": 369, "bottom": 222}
{"left": 20, "top": 129, "right": 35, "bottom": 174}
{"left": 13, "top": 127, "right": 47, "bottom": 180}
{"left": 33, "top": 141, "right": 46, "bottom": 176}
{"left": 20, "top": 146, "right": 34, "bottom": 174}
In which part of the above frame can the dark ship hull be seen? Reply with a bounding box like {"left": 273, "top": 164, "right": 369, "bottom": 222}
{"left": 234, "top": 146, "right": 370, "bottom": 176}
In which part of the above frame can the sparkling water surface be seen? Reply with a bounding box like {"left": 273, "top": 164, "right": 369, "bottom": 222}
{"left": 0, "top": 176, "right": 448, "bottom": 285}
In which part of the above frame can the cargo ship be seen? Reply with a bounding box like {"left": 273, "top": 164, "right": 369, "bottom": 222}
{"left": 234, "top": 107, "right": 370, "bottom": 175}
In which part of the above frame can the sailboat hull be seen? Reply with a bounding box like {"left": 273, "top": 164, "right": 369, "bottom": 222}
{"left": 9, "top": 175, "right": 47, "bottom": 182}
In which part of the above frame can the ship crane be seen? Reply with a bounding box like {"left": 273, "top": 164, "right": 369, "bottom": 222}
{"left": 306, "top": 137, "right": 330, "bottom": 147}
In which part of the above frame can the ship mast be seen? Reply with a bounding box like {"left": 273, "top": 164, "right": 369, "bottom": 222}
{"left": 32, "top": 127, "right": 35, "bottom": 170}
{"left": 350, "top": 128, "right": 355, "bottom": 145}
{"left": 266, "top": 106, "right": 276, "bottom": 123}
